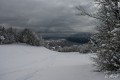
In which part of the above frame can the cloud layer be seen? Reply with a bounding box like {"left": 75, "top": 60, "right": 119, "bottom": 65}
{"left": 0, "top": 0, "right": 95, "bottom": 32}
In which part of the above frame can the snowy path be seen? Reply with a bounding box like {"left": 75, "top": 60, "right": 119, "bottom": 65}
{"left": 0, "top": 44, "right": 119, "bottom": 80}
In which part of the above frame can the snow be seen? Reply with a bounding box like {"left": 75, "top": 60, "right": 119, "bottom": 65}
{"left": 101, "top": 44, "right": 106, "bottom": 47}
{"left": 111, "top": 28, "right": 120, "bottom": 33}
{"left": 0, "top": 36, "right": 5, "bottom": 40}
{"left": 0, "top": 44, "right": 119, "bottom": 80}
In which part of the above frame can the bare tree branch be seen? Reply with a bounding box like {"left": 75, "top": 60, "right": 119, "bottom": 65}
{"left": 76, "top": 5, "right": 102, "bottom": 20}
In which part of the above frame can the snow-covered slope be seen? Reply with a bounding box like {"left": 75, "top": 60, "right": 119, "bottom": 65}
{"left": 0, "top": 44, "right": 119, "bottom": 80}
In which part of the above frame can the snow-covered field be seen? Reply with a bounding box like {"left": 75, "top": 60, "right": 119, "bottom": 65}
{"left": 0, "top": 44, "right": 119, "bottom": 80}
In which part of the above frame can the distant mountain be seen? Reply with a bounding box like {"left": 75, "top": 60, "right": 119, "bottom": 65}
{"left": 66, "top": 32, "right": 92, "bottom": 44}
{"left": 38, "top": 32, "right": 92, "bottom": 44}
{"left": 38, "top": 32, "right": 76, "bottom": 40}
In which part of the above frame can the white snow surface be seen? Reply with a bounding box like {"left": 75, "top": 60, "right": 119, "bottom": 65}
{"left": 0, "top": 44, "right": 119, "bottom": 80}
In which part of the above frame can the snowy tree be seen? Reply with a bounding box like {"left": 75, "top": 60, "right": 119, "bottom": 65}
{"left": 0, "top": 36, "right": 5, "bottom": 44}
{"left": 0, "top": 26, "right": 5, "bottom": 44}
{"left": 79, "top": 43, "right": 92, "bottom": 53}
{"left": 19, "top": 28, "right": 44, "bottom": 46}
{"left": 0, "top": 26, "right": 17, "bottom": 44}
{"left": 77, "top": 0, "right": 120, "bottom": 71}
{"left": 6, "top": 27, "right": 17, "bottom": 43}
{"left": 0, "top": 26, "right": 8, "bottom": 44}
{"left": 0, "top": 25, "right": 44, "bottom": 46}
{"left": 91, "top": 0, "right": 120, "bottom": 71}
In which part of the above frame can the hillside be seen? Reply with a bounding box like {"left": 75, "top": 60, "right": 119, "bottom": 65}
{"left": 0, "top": 44, "right": 119, "bottom": 80}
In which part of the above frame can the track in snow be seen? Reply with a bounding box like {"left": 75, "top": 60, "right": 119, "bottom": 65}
{"left": 0, "top": 44, "right": 119, "bottom": 80}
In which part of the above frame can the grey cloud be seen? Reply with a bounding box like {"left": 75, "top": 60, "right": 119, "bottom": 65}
{"left": 0, "top": 0, "right": 95, "bottom": 32}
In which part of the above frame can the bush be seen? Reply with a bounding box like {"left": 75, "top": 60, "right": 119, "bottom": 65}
{"left": 0, "top": 25, "right": 44, "bottom": 46}
{"left": 58, "top": 45, "right": 80, "bottom": 52}
{"left": 19, "top": 28, "right": 43, "bottom": 46}
{"left": 92, "top": 31, "right": 120, "bottom": 71}
{"left": 79, "top": 43, "right": 92, "bottom": 53}
{"left": 0, "top": 26, "right": 17, "bottom": 44}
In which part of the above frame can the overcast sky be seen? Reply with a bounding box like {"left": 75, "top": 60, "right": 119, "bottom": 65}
{"left": 0, "top": 0, "right": 96, "bottom": 32}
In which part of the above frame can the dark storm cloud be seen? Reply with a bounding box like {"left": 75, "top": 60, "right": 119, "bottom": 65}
{"left": 0, "top": 0, "right": 95, "bottom": 32}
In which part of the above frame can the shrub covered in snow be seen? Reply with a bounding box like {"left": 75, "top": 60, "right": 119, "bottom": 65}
{"left": 0, "top": 26, "right": 17, "bottom": 44}
{"left": 44, "top": 39, "right": 80, "bottom": 51}
{"left": 19, "top": 28, "right": 44, "bottom": 46}
{"left": 44, "top": 39, "right": 92, "bottom": 53}
{"left": 79, "top": 43, "right": 92, "bottom": 53}
{"left": 0, "top": 25, "right": 44, "bottom": 46}
{"left": 57, "top": 42, "right": 92, "bottom": 53}
{"left": 6, "top": 27, "right": 18, "bottom": 43}
{"left": 58, "top": 45, "right": 80, "bottom": 52}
